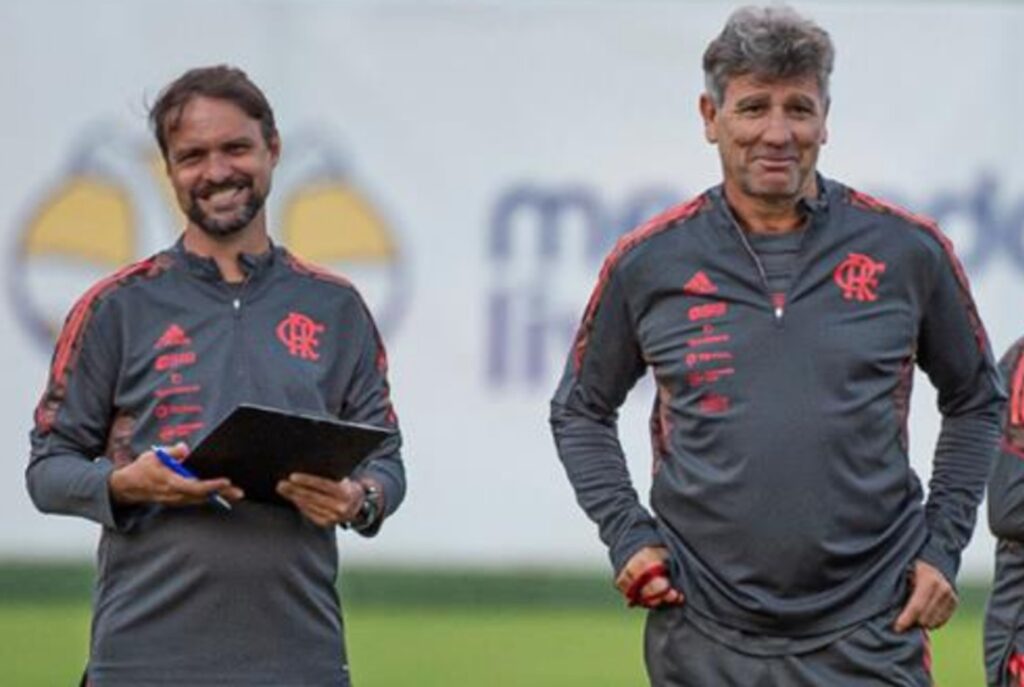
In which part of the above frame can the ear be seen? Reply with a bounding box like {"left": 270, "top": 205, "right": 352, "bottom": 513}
{"left": 699, "top": 93, "right": 719, "bottom": 144}
{"left": 268, "top": 134, "right": 282, "bottom": 166}
{"left": 820, "top": 98, "right": 830, "bottom": 145}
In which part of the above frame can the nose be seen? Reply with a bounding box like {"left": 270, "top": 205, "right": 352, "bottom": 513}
{"left": 202, "top": 152, "right": 232, "bottom": 183}
{"left": 760, "top": 109, "right": 793, "bottom": 147}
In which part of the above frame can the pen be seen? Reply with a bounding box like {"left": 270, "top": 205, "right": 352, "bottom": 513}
{"left": 151, "top": 445, "right": 233, "bottom": 512}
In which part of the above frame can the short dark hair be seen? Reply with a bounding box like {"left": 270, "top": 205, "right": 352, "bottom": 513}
{"left": 149, "top": 65, "right": 278, "bottom": 159}
{"left": 703, "top": 5, "right": 834, "bottom": 106}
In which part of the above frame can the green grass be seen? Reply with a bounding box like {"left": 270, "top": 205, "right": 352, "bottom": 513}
{"left": 0, "top": 564, "right": 990, "bottom": 686}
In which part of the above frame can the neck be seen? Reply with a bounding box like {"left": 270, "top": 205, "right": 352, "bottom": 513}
{"left": 182, "top": 216, "right": 270, "bottom": 283}
{"left": 723, "top": 176, "right": 818, "bottom": 235}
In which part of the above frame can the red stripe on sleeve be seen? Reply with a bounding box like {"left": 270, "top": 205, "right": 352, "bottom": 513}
{"left": 572, "top": 194, "right": 708, "bottom": 372}
{"left": 34, "top": 258, "right": 158, "bottom": 433}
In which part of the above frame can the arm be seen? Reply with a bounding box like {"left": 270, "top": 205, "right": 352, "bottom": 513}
{"left": 26, "top": 295, "right": 128, "bottom": 528}
{"left": 549, "top": 264, "right": 664, "bottom": 576}
{"left": 914, "top": 248, "right": 1004, "bottom": 586}
{"left": 987, "top": 339, "right": 1024, "bottom": 540}
{"left": 894, "top": 241, "right": 1003, "bottom": 632}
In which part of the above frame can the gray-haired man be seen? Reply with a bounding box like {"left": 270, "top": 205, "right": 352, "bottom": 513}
{"left": 550, "top": 5, "right": 1003, "bottom": 684}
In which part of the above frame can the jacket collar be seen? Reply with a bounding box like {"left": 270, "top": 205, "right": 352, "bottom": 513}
{"left": 170, "top": 235, "right": 278, "bottom": 282}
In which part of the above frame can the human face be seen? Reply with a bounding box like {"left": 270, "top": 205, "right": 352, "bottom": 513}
{"left": 163, "top": 96, "right": 280, "bottom": 238}
{"left": 700, "top": 73, "right": 827, "bottom": 209}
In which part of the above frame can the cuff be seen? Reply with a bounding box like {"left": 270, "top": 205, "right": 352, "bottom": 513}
{"left": 917, "top": 535, "right": 959, "bottom": 589}
{"left": 609, "top": 519, "right": 665, "bottom": 577}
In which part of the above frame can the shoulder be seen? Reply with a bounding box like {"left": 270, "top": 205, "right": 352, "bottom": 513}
{"left": 602, "top": 193, "right": 712, "bottom": 276}
{"left": 63, "top": 252, "right": 174, "bottom": 326}
{"left": 276, "top": 248, "right": 374, "bottom": 315}
{"left": 279, "top": 249, "right": 358, "bottom": 292}
{"left": 838, "top": 184, "right": 953, "bottom": 261}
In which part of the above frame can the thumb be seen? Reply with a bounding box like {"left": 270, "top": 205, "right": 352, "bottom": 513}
{"left": 893, "top": 584, "right": 924, "bottom": 632}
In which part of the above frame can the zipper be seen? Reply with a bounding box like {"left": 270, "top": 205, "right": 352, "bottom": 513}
{"left": 229, "top": 273, "right": 254, "bottom": 391}
{"left": 727, "top": 219, "right": 785, "bottom": 325}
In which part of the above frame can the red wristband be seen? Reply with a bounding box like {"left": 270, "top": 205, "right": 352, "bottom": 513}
{"left": 625, "top": 562, "right": 668, "bottom": 607}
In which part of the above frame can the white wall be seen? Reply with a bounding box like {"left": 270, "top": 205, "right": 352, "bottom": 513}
{"left": 2, "top": 1, "right": 1023, "bottom": 579}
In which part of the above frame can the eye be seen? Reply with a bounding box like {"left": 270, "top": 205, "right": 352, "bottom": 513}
{"left": 225, "top": 141, "right": 253, "bottom": 155}
{"left": 736, "top": 102, "right": 767, "bottom": 116}
{"left": 788, "top": 102, "right": 817, "bottom": 118}
{"left": 174, "top": 150, "right": 202, "bottom": 166}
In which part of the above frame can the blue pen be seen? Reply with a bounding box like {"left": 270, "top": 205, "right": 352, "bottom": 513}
{"left": 152, "top": 446, "right": 232, "bottom": 512}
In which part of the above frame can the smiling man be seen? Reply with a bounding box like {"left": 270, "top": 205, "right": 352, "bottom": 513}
{"left": 27, "top": 66, "right": 405, "bottom": 686}
{"left": 550, "top": 6, "right": 1003, "bottom": 685}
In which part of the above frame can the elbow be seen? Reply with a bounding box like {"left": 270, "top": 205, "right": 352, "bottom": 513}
{"left": 988, "top": 496, "right": 1021, "bottom": 541}
{"left": 25, "top": 461, "right": 57, "bottom": 514}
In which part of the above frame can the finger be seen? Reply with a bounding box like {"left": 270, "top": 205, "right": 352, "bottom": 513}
{"left": 625, "top": 563, "right": 668, "bottom": 605}
{"left": 894, "top": 588, "right": 928, "bottom": 632}
{"left": 640, "top": 577, "right": 685, "bottom": 608}
{"left": 277, "top": 484, "right": 343, "bottom": 524}
{"left": 637, "top": 577, "right": 672, "bottom": 607}
{"left": 919, "top": 591, "right": 957, "bottom": 629}
{"left": 661, "top": 587, "right": 685, "bottom": 606}
{"left": 220, "top": 485, "right": 245, "bottom": 502}
{"left": 280, "top": 482, "right": 343, "bottom": 510}
{"left": 291, "top": 497, "right": 339, "bottom": 527}
{"left": 288, "top": 473, "right": 343, "bottom": 493}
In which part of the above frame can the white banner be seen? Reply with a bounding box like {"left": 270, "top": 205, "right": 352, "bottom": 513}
{"left": 2, "top": 1, "right": 1023, "bottom": 579}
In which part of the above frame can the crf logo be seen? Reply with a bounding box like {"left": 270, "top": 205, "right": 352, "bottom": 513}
{"left": 276, "top": 312, "right": 326, "bottom": 361}
{"left": 834, "top": 253, "right": 886, "bottom": 302}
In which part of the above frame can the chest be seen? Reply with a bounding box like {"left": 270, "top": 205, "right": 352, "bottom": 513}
{"left": 112, "top": 290, "right": 351, "bottom": 449}
{"left": 633, "top": 234, "right": 927, "bottom": 405}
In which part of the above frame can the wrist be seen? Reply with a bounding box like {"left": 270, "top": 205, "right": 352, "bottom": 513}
{"left": 350, "top": 480, "right": 381, "bottom": 531}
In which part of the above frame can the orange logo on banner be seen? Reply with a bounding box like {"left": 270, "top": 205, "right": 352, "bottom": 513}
{"left": 276, "top": 312, "right": 326, "bottom": 361}
{"left": 834, "top": 253, "right": 886, "bottom": 302}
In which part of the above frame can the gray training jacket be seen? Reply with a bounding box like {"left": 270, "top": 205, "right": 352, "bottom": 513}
{"left": 551, "top": 177, "right": 1004, "bottom": 646}
{"left": 985, "top": 338, "right": 1024, "bottom": 686}
{"left": 27, "top": 240, "right": 404, "bottom": 686}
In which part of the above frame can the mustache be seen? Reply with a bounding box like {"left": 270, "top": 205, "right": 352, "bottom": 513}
{"left": 192, "top": 175, "right": 253, "bottom": 199}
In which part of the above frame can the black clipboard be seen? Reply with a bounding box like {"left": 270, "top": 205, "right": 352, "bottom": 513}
{"left": 185, "top": 404, "right": 393, "bottom": 505}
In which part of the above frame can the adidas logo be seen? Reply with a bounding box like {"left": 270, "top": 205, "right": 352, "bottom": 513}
{"left": 155, "top": 324, "right": 192, "bottom": 350}
{"left": 683, "top": 270, "right": 718, "bottom": 296}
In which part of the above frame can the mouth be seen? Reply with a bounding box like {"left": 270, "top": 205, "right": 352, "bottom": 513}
{"left": 754, "top": 156, "right": 797, "bottom": 167}
{"left": 194, "top": 179, "right": 253, "bottom": 212}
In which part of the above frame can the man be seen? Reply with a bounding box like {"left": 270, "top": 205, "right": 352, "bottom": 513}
{"left": 985, "top": 339, "right": 1024, "bottom": 686}
{"left": 26, "top": 65, "right": 404, "bottom": 686}
{"left": 550, "top": 6, "right": 1003, "bottom": 684}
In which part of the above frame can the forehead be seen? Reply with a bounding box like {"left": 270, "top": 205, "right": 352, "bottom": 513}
{"left": 164, "top": 96, "right": 262, "bottom": 149}
{"left": 722, "top": 73, "right": 824, "bottom": 103}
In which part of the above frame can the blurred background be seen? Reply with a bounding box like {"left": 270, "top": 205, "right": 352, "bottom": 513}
{"left": 2, "top": 0, "right": 1022, "bottom": 683}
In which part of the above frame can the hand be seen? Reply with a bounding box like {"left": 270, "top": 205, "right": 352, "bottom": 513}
{"left": 893, "top": 560, "right": 958, "bottom": 632}
{"left": 108, "top": 442, "right": 244, "bottom": 507}
{"left": 276, "top": 474, "right": 365, "bottom": 527}
{"left": 615, "top": 546, "right": 684, "bottom": 609}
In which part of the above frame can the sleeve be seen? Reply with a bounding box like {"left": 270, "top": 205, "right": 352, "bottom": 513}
{"left": 341, "top": 294, "right": 405, "bottom": 537}
{"left": 988, "top": 339, "right": 1024, "bottom": 540}
{"left": 26, "top": 295, "right": 141, "bottom": 529}
{"left": 549, "top": 262, "right": 662, "bottom": 576}
{"left": 914, "top": 241, "right": 1005, "bottom": 585}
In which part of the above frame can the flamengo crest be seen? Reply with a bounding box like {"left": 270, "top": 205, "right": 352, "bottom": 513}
{"left": 276, "top": 312, "right": 326, "bottom": 361}
{"left": 833, "top": 253, "right": 886, "bottom": 302}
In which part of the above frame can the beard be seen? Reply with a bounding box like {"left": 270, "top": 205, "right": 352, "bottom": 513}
{"left": 187, "top": 175, "right": 267, "bottom": 238}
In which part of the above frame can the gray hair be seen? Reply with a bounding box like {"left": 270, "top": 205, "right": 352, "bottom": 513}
{"left": 702, "top": 5, "right": 834, "bottom": 106}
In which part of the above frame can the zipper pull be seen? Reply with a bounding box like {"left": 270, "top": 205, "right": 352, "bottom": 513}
{"left": 233, "top": 298, "right": 241, "bottom": 311}
{"left": 772, "top": 293, "right": 785, "bottom": 322}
